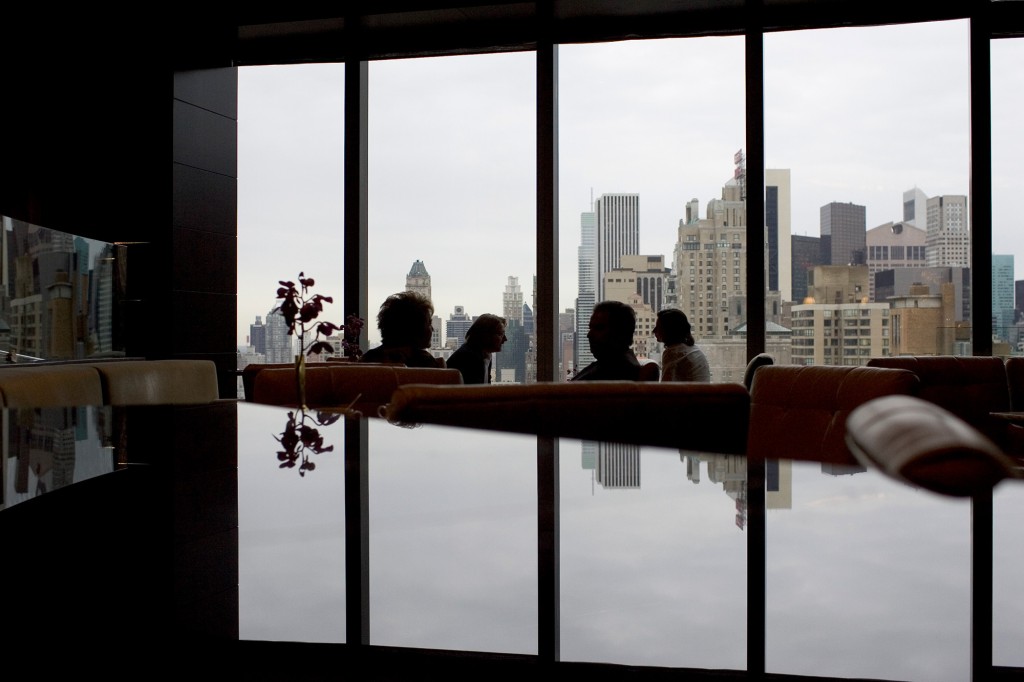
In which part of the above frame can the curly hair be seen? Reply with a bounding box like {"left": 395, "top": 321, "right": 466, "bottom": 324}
{"left": 377, "top": 291, "right": 434, "bottom": 346}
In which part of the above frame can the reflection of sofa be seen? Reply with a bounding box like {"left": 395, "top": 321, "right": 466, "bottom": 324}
{"left": 0, "top": 359, "right": 221, "bottom": 407}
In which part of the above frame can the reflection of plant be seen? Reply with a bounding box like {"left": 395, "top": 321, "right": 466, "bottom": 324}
{"left": 274, "top": 410, "right": 342, "bottom": 476}
{"left": 277, "top": 273, "right": 364, "bottom": 359}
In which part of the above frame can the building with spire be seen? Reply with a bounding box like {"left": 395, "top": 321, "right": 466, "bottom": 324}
{"left": 406, "top": 259, "right": 432, "bottom": 301}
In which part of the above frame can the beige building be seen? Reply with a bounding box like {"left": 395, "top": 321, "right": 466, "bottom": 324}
{"left": 866, "top": 221, "right": 926, "bottom": 301}
{"left": 604, "top": 254, "right": 671, "bottom": 313}
{"left": 888, "top": 283, "right": 958, "bottom": 356}
{"left": 672, "top": 178, "right": 747, "bottom": 340}
{"left": 790, "top": 301, "right": 890, "bottom": 366}
{"left": 806, "top": 265, "right": 869, "bottom": 305}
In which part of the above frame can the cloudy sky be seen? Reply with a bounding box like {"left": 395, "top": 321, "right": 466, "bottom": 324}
{"left": 237, "top": 19, "right": 1022, "bottom": 347}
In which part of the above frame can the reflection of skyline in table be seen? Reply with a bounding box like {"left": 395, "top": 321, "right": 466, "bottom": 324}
{"left": 7, "top": 401, "right": 1018, "bottom": 680}
{"left": 235, "top": 401, "right": 1023, "bottom": 680}
{"left": 1, "top": 405, "right": 115, "bottom": 510}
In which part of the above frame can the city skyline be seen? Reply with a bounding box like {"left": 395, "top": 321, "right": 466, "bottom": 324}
{"left": 236, "top": 20, "right": 1022, "bottom": 348}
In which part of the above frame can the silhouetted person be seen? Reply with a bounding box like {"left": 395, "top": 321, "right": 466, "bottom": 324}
{"left": 361, "top": 291, "right": 443, "bottom": 368}
{"left": 571, "top": 300, "right": 643, "bottom": 381}
{"left": 654, "top": 308, "right": 711, "bottom": 382}
{"left": 446, "top": 313, "right": 507, "bottom": 384}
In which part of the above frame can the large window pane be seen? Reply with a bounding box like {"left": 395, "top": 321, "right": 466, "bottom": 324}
{"left": 764, "top": 21, "right": 974, "bottom": 680}
{"left": 559, "top": 37, "right": 746, "bottom": 382}
{"left": 767, "top": 21, "right": 970, "bottom": 365}
{"left": 368, "top": 53, "right": 535, "bottom": 382}
{"left": 991, "top": 35, "right": 1024, "bottom": 668}
{"left": 237, "top": 65, "right": 346, "bottom": 394}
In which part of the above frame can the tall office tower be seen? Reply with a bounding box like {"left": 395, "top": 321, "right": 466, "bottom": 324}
{"left": 264, "top": 303, "right": 294, "bottom": 363}
{"left": 594, "top": 193, "right": 640, "bottom": 300}
{"left": 865, "top": 221, "right": 926, "bottom": 301}
{"left": 926, "top": 194, "right": 970, "bottom": 268}
{"left": 249, "top": 315, "right": 267, "bottom": 354}
{"left": 903, "top": 187, "right": 929, "bottom": 227}
{"left": 993, "top": 254, "right": 1015, "bottom": 342}
{"left": 503, "top": 275, "right": 524, "bottom": 324}
{"left": 765, "top": 169, "right": 792, "bottom": 300}
{"left": 576, "top": 210, "right": 598, "bottom": 373}
{"left": 820, "top": 201, "right": 866, "bottom": 266}
{"left": 603, "top": 254, "right": 671, "bottom": 313}
{"left": 406, "top": 259, "right": 432, "bottom": 301}
{"left": 496, "top": 317, "right": 527, "bottom": 383}
{"left": 446, "top": 305, "right": 473, "bottom": 345}
{"left": 791, "top": 235, "right": 822, "bottom": 303}
{"left": 672, "top": 176, "right": 747, "bottom": 339}
{"left": 1017, "top": 281, "right": 1024, "bottom": 323}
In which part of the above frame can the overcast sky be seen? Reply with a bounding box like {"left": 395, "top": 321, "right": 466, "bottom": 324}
{"left": 237, "top": 20, "right": 1022, "bottom": 348}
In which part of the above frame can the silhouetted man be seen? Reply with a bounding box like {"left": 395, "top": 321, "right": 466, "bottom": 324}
{"left": 571, "top": 300, "right": 642, "bottom": 381}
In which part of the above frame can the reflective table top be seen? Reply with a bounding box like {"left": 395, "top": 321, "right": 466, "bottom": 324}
{"left": 4, "top": 401, "right": 1022, "bottom": 681}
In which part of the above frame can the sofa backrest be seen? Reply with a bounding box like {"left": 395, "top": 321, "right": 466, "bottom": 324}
{"left": 0, "top": 364, "right": 105, "bottom": 407}
{"left": 866, "top": 355, "right": 1010, "bottom": 443}
{"left": 385, "top": 381, "right": 751, "bottom": 453}
{"left": 747, "top": 365, "right": 920, "bottom": 463}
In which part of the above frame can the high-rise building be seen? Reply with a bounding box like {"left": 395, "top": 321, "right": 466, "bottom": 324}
{"left": 889, "top": 283, "right": 959, "bottom": 356}
{"left": 791, "top": 234, "right": 822, "bottom": 303}
{"left": 765, "top": 169, "right": 792, "bottom": 300}
{"left": 594, "top": 193, "right": 639, "bottom": 300}
{"left": 406, "top": 259, "right": 432, "bottom": 301}
{"left": 903, "top": 187, "right": 929, "bottom": 228}
{"left": 820, "top": 201, "right": 866, "bottom": 266}
{"left": 576, "top": 210, "right": 597, "bottom": 373}
{"left": 866, "top": 221, "right": 926, "bottom": 301}
{"left": 993, "top": 254, "right": 1015, "bottom": 343}
{"left": 264, "top": 304, "right": 293, "bottom": 363}
{"left": 672, "top": 175, "right": 747, "bottom": 339}
{"left": 249, "top": 315, "right": 267, "bottom": 355}
{"left": 502, "top": 276, "right": 524, "bottom": 325}
{"left": 446, "top": 305, "right": 473, "bottom": 346}
{"left": 790, "top": 299, "right": 890, "bottom": 366}
{"left": 926, "top": 195, "right": 969, "bottom": 268}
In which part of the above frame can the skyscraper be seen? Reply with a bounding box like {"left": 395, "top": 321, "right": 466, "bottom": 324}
{"left": 264, "top": 304, "right": 293, "bottom": 363}
{"left": 765, "top": 169, "right": 792, "bottom": 300}
{"left": 249, "top": 315, "right": 267, "bottom": 354}
{"left": 576, "top": 210, "right": 597, "bottom": 372}
{"left": 926, "top": 195, "right": 969, "bottom": 268}
{"left": 406, "top": 259, "right": 432, "bottom": 301}
{"left": 903, "top": 187, "right": 929, "bottom": 227}
{"left": 791, "top": 234, "right": 821, "bottom": 303}
{"left": 594, "top": 193, "right": 639, "bottom": 300}
{"left": 820, "top": 201, "right": 866, "bottom": 266}
{"left": 503, "top": 276, "right": 524, "bottom": 325}
{"left": 446, "top": 305, "right": 473, "bottom": 345}
{"left": 993, "top": 254, "right": 1014, "bottom": 343}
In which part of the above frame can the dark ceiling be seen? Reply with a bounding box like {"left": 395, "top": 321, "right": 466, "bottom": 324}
{"left": 166, "top": 1, "right": 1022, "bottom": 70}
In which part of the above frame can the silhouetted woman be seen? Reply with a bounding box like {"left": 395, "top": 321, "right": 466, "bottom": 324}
{"left": 654, "top": 308, "right": 710, "bottom": 382}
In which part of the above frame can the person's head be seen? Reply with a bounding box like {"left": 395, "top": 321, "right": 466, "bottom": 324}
{"left": 465, "top": 313, "right": 507, "bottom": 353}
{"left": 376, "top": 291, "right": 434, "bottom": 349}
{"left": 654, "top": 308, "right": 695, "bottom": 346}
{"left": 587, "top": 300, "right": 636, "bottom": 360}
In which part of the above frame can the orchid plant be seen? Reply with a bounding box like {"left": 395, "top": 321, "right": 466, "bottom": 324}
{"left": 276, "top": 272, "right": 364, "bottom": 359}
